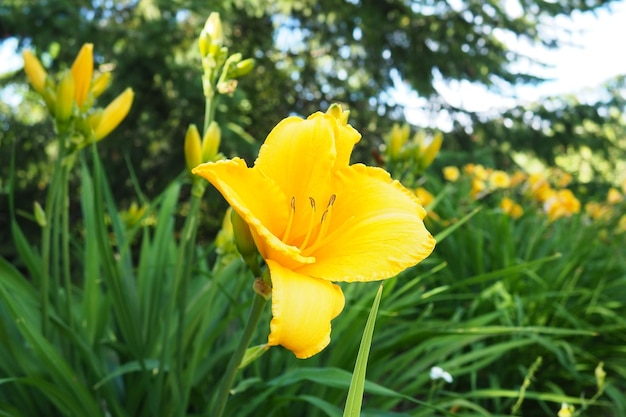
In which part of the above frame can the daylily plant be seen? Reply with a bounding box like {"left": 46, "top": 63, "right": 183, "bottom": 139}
{"left": 193, "top": 106, "right": 435, "bottom": 358}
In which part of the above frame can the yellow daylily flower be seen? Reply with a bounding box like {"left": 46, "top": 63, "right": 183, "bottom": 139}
{"left": 193, "top": 109, "right": 435, "bottom": 358}
{"left": 71, "top": 43, "right": 94, "bottom": 108}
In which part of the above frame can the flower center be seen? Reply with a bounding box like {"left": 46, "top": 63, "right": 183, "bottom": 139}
{"left": 281, "top": 194, "right": 336, "bottom": 254}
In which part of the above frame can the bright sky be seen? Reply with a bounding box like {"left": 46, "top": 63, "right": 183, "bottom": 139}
{"left": 398, "top": 0, "right": 626, "bottom": 128}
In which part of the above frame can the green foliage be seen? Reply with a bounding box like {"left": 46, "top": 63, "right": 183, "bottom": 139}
{"left": 1, "top": 1, "right": 626, "bottom": 416}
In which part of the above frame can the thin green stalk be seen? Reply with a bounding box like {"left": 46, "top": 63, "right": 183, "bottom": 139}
{"left": 61, "top": 164, "right": 73, "bottom": 329}
{"left": 173, "top": 182, "right": 205, "bottom": 413}
{"left": 209, "top": 293, "right": 267, "bottom": 417}
{"left": 40, "top": 129, "right": 70, "bottom": 337}
{"left": 203, "top": 94, "right": 217, "bottom": 134}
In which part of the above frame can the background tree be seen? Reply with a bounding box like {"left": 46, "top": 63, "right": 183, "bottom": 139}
{"left": 1, "top": 0, "right": 624, "bottom": 254}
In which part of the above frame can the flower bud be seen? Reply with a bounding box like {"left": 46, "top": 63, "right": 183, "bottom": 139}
{"left": 93, "top": 88, "right": 134, "bottom": 140}
{"left": 55, "top": 70, "right": 75, "bottom": 122}
{"left": 184, "top": 124, "right": 203, "bottom": 173}
{"left": 231, "top": 209, "right": 258, "bottom": 269}
{"left": 199, "top": 12, "right": 224, "bottom": 57}
{"left": 326, "top": 103, "right": 350, "bottom": 126}
{"left": 23, "top": 50, "right": 48, "bottom": 95}
{"left": 419, "top": 131, "right": 442, "bottom": 169}
{"left": 228, "top": 58, "right": 255, "bottom": 79}
{"left": 204, "top": 12, "right": 224, "bottom": 47}
{"left": 201, "top": 121, "right": 221, "bottom": 162}
{"left": 386, "top": 123, "right": 409, "bottom": 160}
{"left": 33, "top": 201, "right": 47, "bottom": 228}
{"left": 90, "top": 72, "right": 111, "bottom": 99}
{"left": 71, "top": 43, "right": 94, "bottom": 108}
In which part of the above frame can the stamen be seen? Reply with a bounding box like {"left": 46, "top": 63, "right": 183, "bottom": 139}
{"left": 281, "top": 196, "right": 296, "bottom": 241}
{"left": 299, "top": 197, "right": 317, "bottom": 249}
{"left": 304, "top": 194, "right": 336, "bottom": 253}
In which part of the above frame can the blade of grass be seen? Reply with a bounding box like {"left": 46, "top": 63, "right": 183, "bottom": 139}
{"left": 343, "top": 283, "right": 383, "bottom": 417}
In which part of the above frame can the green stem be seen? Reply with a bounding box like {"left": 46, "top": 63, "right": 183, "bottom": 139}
{"left": 210, "top": 293, "right": 267, "bottom": 417}
{"left": 173, "top": 181, "right": 205, "bottom": 413}
{"left": 203, "top": 94, "right": 216, "bottom": 134}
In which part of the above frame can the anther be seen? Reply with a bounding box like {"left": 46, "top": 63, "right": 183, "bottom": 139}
{"left": 281, "top": 196, "right": 297, "bottom": 241}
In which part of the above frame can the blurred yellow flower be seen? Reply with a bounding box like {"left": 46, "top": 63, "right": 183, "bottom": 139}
{"left": 544, "top": 189, "right": 580, "bottom": 221}
{"left": 471, "top": 178, "right": 486, "bottom": 199}
{"left": 500, "top": 197, "right": 523, "bottom": 219}
{"left": 443, "top": 166, "right": 460, "bottom": 182}
{"left": 509, "top": 171, "right": 527, "bottom": 187}
{"left": 557, "top": 402, "right": 574, "bottom": 417}
{"left": 585, "top": 201, "right": 611, "bottom": 221}
{"left": 71, "top": 43, "right": 94, "bottom": 108}
{"left": 526, "top": 173, "right": 552, "bottom": 202}
{"left": 489, "top": 170, "right": 511, "bottom": 189}
{"left": 607, "top": 188, "right": 623, "bottom": 204}
{"left": 193, "top": 107, "right": 435, "bottom": 358}
{"left": 415, "top": 187, "right": 434, "bottom": 207}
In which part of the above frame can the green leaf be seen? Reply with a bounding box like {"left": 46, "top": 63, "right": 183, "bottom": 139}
{"left": 343, "top": 283, "right": 383, "bottom": 417}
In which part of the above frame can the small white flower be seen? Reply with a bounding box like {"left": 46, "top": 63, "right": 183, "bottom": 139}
{"left": 429, "top": 366, "right": 453, "bottom": 383}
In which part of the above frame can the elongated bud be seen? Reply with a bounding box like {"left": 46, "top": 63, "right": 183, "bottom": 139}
{"left": 386, "top": 123, "right": 410, "bottom": 160}
{"left": 199, "top": 12, "right": 224, "bottom": 57}
{"left": 93, "top": 88, "right": 134, "bottom": 140}
{"left": 71, "top": 43, "right": 93, "bottom": 108}
{"left": 201, "top": 121, "right": 221, "bottom": 161}
{"left": 228, "top": 58, "right": 255, "bottom": 79}
{"left": 184, "top": 124, "right": 203, "bottom": 173}
{"left": 23, "top": 50, "right": 48, "bottom": 95}
{"left": 595, "top": 362, "right": 606, "bottom": 392}
{"left": 90, "top": 72, "right": 111, "bottom": 99}
{"left": 231, "top": 209, "right": 258, "bottom": 270}
{"left": 420, "top": 131, "right": 442, "bottom": 169}
{"left": 55, "top": 70, "right": 75, "bottom": 122}
{"left": 33, "top": 201, "right": 47, "bottom": 227}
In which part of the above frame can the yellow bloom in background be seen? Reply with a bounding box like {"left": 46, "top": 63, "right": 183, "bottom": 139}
{"left": 470, "top": 178, "right": 486, "bottom": 199}
{"left": 500, "top": 197, "right": 523, "bottom": 219}
{"left": 193, "top": 108, "right": 435, "bottom": 358}
{"left": 415, "top": 187, "right": 434, "bottom": 207}
{"left": 93, "top": 88, "right": 134, "bottom": 141}
{"left": 585, "top": 201, "right": 611, "bottom": 221}
{"left": 442, "top": 166, "right": 460, "bottom": 182}
{"left": 489, "top": 170, "right": 511, "bottom": 189}
{"left": 526, "top": 173, "right": 552, "bottom": 202}
{"left": 472, "top": 164, "right": 488, "bottom": 181}
{"left": 509, "top": 171, "right": 527, "bottom": 187}
{"left": 607, "top": 187, "right": 623, "bottom": 204}
{"left": 23, "top": 50, "right": 48, "bottom": 95}
{"left": 71, "top": 43, "right": 94, "bottom": 108}
{"left": 544, "top": 189, "right": 580, "bottom": 221}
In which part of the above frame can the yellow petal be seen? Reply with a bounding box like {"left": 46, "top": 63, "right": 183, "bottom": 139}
{"left": 297, "top": 164, "right": 435, "bottom": 282}
{"left": 192, "top": 159, "right": 313, "bottom": 266}
{"left": 71, "top": 43, "right": 94, "bottom": 108}
{"left": 266, "top": 260, "right": 345, "bottom": 359}
{"left": 254, "top": 114, "right": 337, "bottom": 207}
